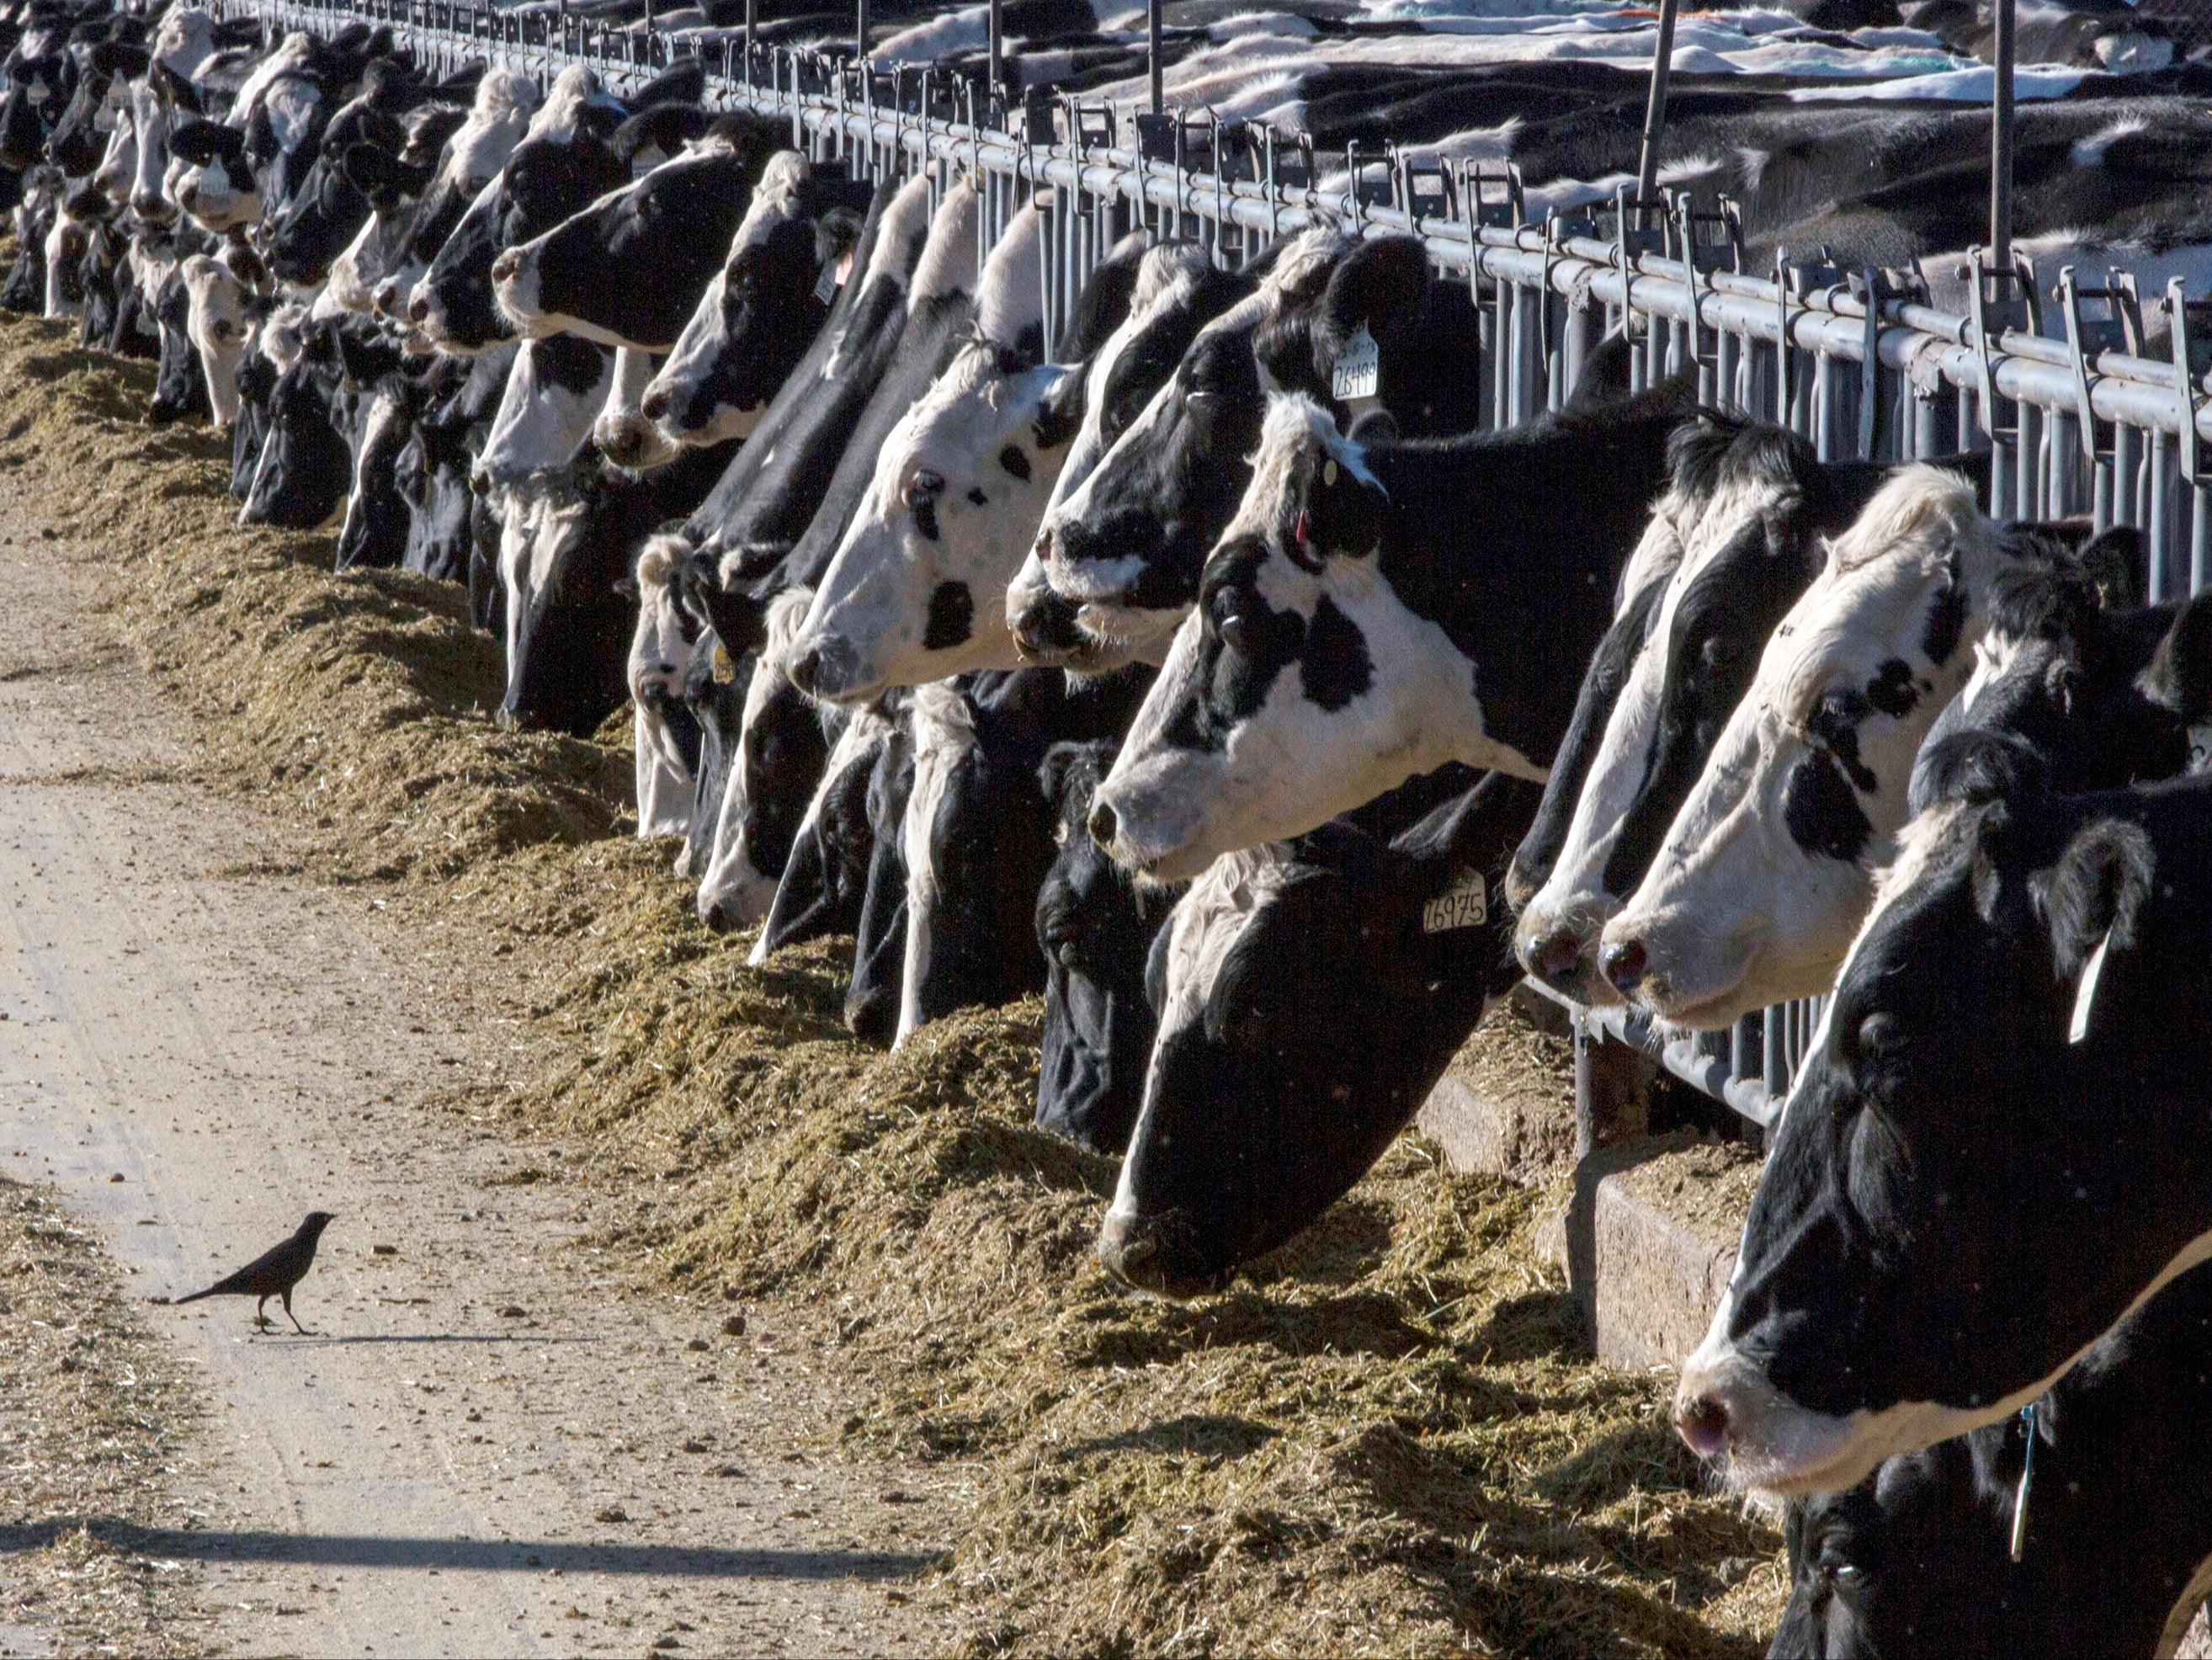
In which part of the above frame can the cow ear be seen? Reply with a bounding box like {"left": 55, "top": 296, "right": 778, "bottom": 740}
{"left": 2143, "top": 590, "right": 2212, "bottom": 727}
{"left": 1347, "top": 407, "right": 1398, "bottom": 448}
{"left": 90, "top": 40, "right": 146, "bottom": 77}
{"left": 340, "top": 141, "right": 399, "bottom": 200}
{"left": 1911, "top": 729, "right": 2050, "bottom": 816}
{"left": 1317, "top": 233, "right": 1428, "bottom": 373}
{"left": 2042, "top": 817, "right": 2154, "bottom": 982}
{"left": 154, "top": 62, "right": 201, "bottom": 115}
{"left": 2077, "top": 524, "right": 2141, "bottom": 610}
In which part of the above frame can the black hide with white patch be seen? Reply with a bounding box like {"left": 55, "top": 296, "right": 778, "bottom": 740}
{"left": 1100, "top": 766, "right": 1541, "bottom": 1297}
{"left": 847, "top": 716, "right": 912, "bottom": 1048}
{"left": 757, "top": 710, "right": 887, "bottom": 960}
{"left": 907, "top": 666, "right": 1154, "bottom": 1035}
{"left": 1711, "top": 761, "right": 2212, "bottom": 1442}
{"left": 1770, "top": 1259, "right": 2212, "bottom": 1660}
{"left": 1034, "top": 739, "right": 1184, "bottom": 1155}
{"left": 502, "top": 437, "right": 737, "bottom": 737}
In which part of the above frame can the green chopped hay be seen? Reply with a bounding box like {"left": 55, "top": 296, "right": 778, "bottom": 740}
{"left": 0, "top": 309, "right": 1786, "bottom": 1656}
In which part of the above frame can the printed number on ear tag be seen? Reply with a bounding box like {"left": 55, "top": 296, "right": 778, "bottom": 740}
{"left": 1332, "top": 323, "right": 1380, "bottom": 402}
{"left": 1422, "top": 872, "right": 1487, "bottom": 934}
{"left": 711, "top": 644, "right": 738, "bottom": 685}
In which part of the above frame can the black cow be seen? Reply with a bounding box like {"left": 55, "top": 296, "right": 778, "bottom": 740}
{"left": 239, "top": 316, "right": 353, "bottom": 529}
{"left": 1770, "top": 1259, "right": 2212, "bottom": 1660}
{"left": 401, "top": 341, "right": 513, "bottom": 581}
{"left": 1668, "top": 751, "right": 2212, "bottom": 1495}
{"left": 752, "top": 700, "right": 893, "bottom": 965}
{"left": 258, "top": 58, "right": 417, "bottom": 287}
{"left": 1034, "top": 738, "right": 1183, "bottom": 1155}
{"left": 1099, "top": 765, "right": 1542, "bottom": 1296}
{"left": 897, "top": 665, "right": 1151, "bottom": 1043}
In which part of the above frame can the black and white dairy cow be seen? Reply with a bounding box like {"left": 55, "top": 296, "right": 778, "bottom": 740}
{"left": 790, "top": 203, "right": 1062, "bottom": 700}
{"left": 364, "top": 68, "right": 536, "bottom": 326}
{"left": 237, "top": 306, "right": 354, "bottom": 529}
{"left": 1668, "top": 753, "right": 2212, "bottom": 1495}
{"left": 1512, "top": 417, "right": 1896, "bottom": 1008}
{"left": 691, "top": 589, "right": 829, "bottom": 920}
{"left": 627, "top": 535, "right": 714, "bottom": 842}
{"left": 1596, "top": 468, "right": 2013, "bottom": 1028}
{"left": 1770, "top": 1257, "right": 2212, "bottom": 1660}
{"left": 1008, "top": 229, "right": 1486, "bottom": 672}
{"left": 1087, "top": 379, "right": 1694, "bottom": 882}
{"left": 750, "top": 697, "right": 893, "bottom": 967}
{"left": 1099, "top": 765, "right": 1543, "bottom": 1296}
{"left": 1032, "top": 737, "right": 1183, "bottom": 1155}
{"left": 407, "top": 66, "right": 625, "bottom": 354}
{"left": 487, "top": 111, "right": 779, "bottom": 351}
{"left": 630, "top": 151, "right": 871, "bottom": 451}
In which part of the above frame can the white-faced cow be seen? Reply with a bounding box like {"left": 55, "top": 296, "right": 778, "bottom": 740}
{"left": 1597, "top": 465, "right": 2006, "bottom": 1027}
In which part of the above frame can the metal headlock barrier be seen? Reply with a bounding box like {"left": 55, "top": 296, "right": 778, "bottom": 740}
{"left": 214, "top": 0, "right": 2212, "bottom": 1134}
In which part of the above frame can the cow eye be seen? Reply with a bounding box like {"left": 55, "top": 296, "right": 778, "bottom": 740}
{"left": 902, "top": 470, "right": 944, "bottom": 507}
{"left": 1210, "top": 586, "right": 1250, "bottom": 655}
{"left": 1856, "top": 1012, "right": 1900, "bottom": 1058}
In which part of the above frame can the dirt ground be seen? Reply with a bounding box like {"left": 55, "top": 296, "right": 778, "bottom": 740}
{"left": 0, "top": 446, "right": 961, "bottom": 1657}
{"left": 0, "top": 313, "right": 1786, "bottom": 1659}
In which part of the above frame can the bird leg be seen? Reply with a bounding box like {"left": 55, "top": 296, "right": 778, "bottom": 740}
{"left": 281, "top": 1289, "right": 311, "bottom": 1337}
{"left": 253, "top": 1296, "right": 273, "bottom": 1333}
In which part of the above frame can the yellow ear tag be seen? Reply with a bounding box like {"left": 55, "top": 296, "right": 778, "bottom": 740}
{"left": 711, "top": 644, "right": 737, "bottom": 685}
{"left": 1323, "top": 458, "right": 1339, "bottom": 487}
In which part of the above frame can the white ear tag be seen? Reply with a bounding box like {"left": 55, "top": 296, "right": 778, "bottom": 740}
{"left": 813, "top": 259, "right": 841, "bottom": 305}
{"left": 1422, "top": 870, "right": 1488, "bottom": 934}
{"left": 2068, "top": 928, "right": 2113, "bottom": 1045}
{"left": 1331, "top": 322, "right": 1380, "bottom": 402}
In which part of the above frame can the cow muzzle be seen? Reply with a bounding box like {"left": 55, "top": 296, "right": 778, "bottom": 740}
{"left": 1096, "top": 1205, "right": 1229, "bottom": 1299}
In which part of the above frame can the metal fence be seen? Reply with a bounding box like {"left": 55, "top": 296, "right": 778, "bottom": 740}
{"left": 215, "top": 0, "right": 2212, "bottom": 1131}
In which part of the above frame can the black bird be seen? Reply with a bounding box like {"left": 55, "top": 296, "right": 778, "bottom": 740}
{"left": 167, "top": 1211, "right": 334, "bottom": 1334}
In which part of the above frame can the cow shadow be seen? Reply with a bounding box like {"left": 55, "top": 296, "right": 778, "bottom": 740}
{"left": 1460, "top": 1287, "right": 1590, "bottom": 1365}
{"left": 1062, "top": 1286, "right": 1435, "bottom": 1371}
{"left": 1238, "top": 1199, "right": 1398, "bottom": 1290}
{"left": 1066, "top": 1413, "right": 1279, "bottom": 1462}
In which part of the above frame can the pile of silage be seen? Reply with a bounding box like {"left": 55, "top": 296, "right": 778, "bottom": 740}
{"left": 0, "top": 318, "right": 625, "bottom": 878}
{"left": 2, "top": 308, "right": 1786, "bottom": 1655}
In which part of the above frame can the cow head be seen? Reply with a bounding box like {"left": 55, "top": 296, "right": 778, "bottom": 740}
{"left": 376, "top": 68, "right": 535, "bottom": 327}
{"left": 490, "top": 119, "right": 774, "bottom": 353}
{"left": 750, "top": 700, "right": 893, "bottom": 967}
{"left": 640, "top": 152, "right": 873, "bottom": 450}
{"left": 696, "top": 587, "right": 827, "bottom": 932}
{"left": 167, "top": 114, "right": 264, "bottom": 233}
{"left": 1669, "top": 759, "right": 2209, "bottom": 1493}
{"left": 1099, "top": 769, "right": 1535, "bottom": 1296}
{"left": 471, "top": 333, "right": 612, "bottom": 492}
{"left": 1598, "top": 466, "right": 1998, "bottom": 1028}
{"left": 793, "top": 342, "right": 1067, "bottom": 702}
{"left": 408, "top": 67, "right": 621, "bottom": 355}
{"left": 1005, "top": 241, "right": 1247, "bottom": 666}
{"left": 1088, "top": 396, "right": 1488, "bottom": 881}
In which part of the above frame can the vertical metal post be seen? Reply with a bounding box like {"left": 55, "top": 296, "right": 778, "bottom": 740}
{"left": 856, "top": 0, "right": 868, "bottom": 61}
{"left": 988, "top": 0, "right": 1002, "bottom": 101}
{"left": 1148, "top": 0, "right": 1162, "bottom": 116}
{"left": 1633, "top": 0, "right": 1679, "bottom": 230}
{"left": 743, "top": 0, "right": 754, "bottom": 75}
{"left": 1991, "top": 0, "right": 2014, "bottom": 269}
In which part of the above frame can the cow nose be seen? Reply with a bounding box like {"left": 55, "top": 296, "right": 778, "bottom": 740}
{"left": 1011, "top": 584, "right": 1082, "bottom": 658}
{"left": 785, "top": 643, "right": 823, "bottom": 697}
{"left": 130, "top": 190, "right": 166, "bottom": 221}
{"left": 1600, "top": 938, "right": 1647, "bottom": 997}
{"left": 1523, "top": 928, "right": 1586, "bottom": 988}
{"left": 1087, "top": 799, "right": 1118, "bottom": 852}
{"left": 700, "top": 897, "right": 736, "bottom": 935}
{"left": 640, "top": 386, "right": 670, "bottom": 423}
{"left": 1672, "top": 1389, "right": 1732, "bottom": 1460}
{"left": 1096, "top": 1209, "right": 1159, "bottom": 1286}
{"left": 407, "top": 290, "right": 433, "bottom": 325}
{"left": 490, "top": 248, "right": 520, "bottom": 286}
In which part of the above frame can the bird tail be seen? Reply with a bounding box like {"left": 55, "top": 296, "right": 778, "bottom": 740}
{"left": 170, "top": 1285, "right": 218, "bottom": 1304}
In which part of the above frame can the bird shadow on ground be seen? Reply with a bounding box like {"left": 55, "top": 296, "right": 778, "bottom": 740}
{"left": 0, "top": 1519, "right": 942, "bottom": 1579}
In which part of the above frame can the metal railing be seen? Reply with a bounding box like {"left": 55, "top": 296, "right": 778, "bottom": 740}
{"left": 215, "top": 0, "right": 2212, "bottom": 1129}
